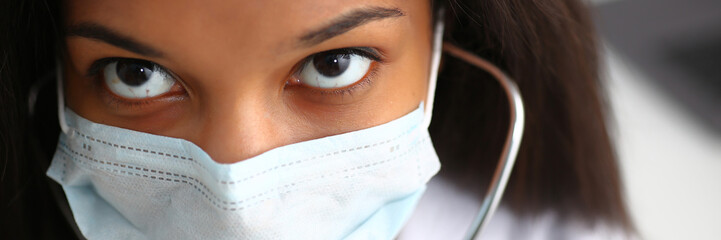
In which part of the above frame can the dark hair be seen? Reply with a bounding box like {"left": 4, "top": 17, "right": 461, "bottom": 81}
{"left": 431, "top": 0, "right": 632, "bottom": 229}
{"left": 1, "top": 0, "right": 77, "bottom": 239}
{"left": 1, "top": 0, "right": 632, "bottom": 238}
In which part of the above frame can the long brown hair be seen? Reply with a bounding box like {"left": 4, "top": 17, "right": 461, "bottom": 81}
{"left": 431, "top": 0, "right": 632, "bottom": 230}
{"left": 0, "top": 0, "right": 632, "bottom": 238}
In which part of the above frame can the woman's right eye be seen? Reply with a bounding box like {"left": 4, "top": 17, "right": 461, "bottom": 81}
{"left": 102, "top": 59, "right": 177, "bottom": 99}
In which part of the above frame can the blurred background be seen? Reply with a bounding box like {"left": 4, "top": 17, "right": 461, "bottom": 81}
{"left": 590, "top": 0, "right": 721, "bottom": 239}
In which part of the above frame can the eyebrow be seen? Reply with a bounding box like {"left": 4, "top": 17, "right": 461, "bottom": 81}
{"left": 66, "top": 23, "right": 164, "bottom": 58}
{"left": 299, "top": 7, "right": 405, "bottom": 46}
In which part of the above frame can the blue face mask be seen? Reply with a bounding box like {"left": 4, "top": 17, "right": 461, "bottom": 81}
{"left": 48, "top": 100, "right": 440, "bottom": 240}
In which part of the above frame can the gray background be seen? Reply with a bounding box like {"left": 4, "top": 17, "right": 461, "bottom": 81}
{"left": 592, "top": 0, "right": 721, "bottom": 239}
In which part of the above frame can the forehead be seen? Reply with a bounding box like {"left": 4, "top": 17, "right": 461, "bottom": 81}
{"left": 64, "top": 0, "right": 424, "bottom": 52}
{"left": 64, "top": 0, "right": 430, "bottom": 82}
{"left": 61, "top": 0, "right": 434, "bottom": 157}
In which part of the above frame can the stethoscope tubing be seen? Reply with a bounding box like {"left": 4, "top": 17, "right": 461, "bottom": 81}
{"left": 442, "top": 43, "right": 526, "bottom": 240}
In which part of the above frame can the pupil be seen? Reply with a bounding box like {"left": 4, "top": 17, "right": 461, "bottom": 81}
{"left": 312, "top": 52, "right": 350, "bottom": 77}
{"left": 116, "top": 60, "right": 153, "bottom": 86}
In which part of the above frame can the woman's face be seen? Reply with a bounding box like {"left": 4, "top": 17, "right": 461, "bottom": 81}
{"left": 63, "top": 0, "right": 433, "bottom": 163}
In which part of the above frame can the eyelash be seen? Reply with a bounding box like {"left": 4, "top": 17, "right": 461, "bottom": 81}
{"left": 298, "top": 63, "right": 379, "bottom": 97}
{"left": 290, "top": 47, "right": 383, "bottom": 95}
{"left": 85, "top": 47, "right": 384, "bottom": 106}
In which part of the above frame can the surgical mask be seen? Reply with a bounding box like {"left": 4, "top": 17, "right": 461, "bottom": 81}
{"left": 49, "top": 102, "right": 440, "bottom": 240}
{"left": 47, "top": 10, "right": 525, "bottom": 240}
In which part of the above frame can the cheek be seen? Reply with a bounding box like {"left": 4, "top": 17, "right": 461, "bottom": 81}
{"left": 384, "top": 43, "right": 432, "bottom": 111}
{"left": 398, "top": 59, "right": 430, "bottom": 102}
{"left": 64, "top": 61, "right": 102, "bottom": 121}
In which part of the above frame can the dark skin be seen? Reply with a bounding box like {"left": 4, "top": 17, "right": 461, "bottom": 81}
{"left": 64, "top": 0, "right": 433, "bottom": 163}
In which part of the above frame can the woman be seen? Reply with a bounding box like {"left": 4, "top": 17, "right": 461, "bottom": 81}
{"left": 1, "top": 0, "right": 634, "bottom": 239}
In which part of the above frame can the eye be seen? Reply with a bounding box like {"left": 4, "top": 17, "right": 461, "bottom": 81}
{"left": 297, "top": 49, "right": 373, "bottom": 89}
{"left": 102, "top": 59, "right": 176, "bottom": 99}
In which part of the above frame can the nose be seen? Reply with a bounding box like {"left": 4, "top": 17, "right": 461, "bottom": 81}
{"left": 190, "top": 88, "right": 290, "bottom": 164}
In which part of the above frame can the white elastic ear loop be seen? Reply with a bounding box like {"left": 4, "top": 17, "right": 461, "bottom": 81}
{"left": 56, "top": 59, "right": 72, "bottom": 137}
{"left": 422, "top": 9, "right": 445, "bottom": 129}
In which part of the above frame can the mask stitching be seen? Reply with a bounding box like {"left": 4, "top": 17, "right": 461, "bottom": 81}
{"left": 57, "top": 136, "right": 429, "bottom": 210}
{"left": 73, "top": 130, "right": 194, "bottom": 161}
{"left": 58, "top": 137, "right": 427, "bottom": 211}
{"left": 69, "top": 122, "right": 418, "bottom": 185}
{"left": 218, "top": 134, "right": 406, "bottom": 185}
{"left": 60, "top": 141, "right": 239, "bottom": 208}
{"left": 61, "top": 160, "right": 67, "bottom": 182}
{"left": 59, "top": 144, "right": 295, "bottom": 210}
{"left": 236, "top": 138, "right": 427, "bottom": 211}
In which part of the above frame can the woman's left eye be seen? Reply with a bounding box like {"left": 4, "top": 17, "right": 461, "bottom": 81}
{"left": 296, "top": 49, "right": 375, "bottom": 89}
{"left": 102, "top": 59, "right": 176, "bottom": 99}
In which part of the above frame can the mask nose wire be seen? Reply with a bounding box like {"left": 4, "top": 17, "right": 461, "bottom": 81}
{"left": 422, "top": 8, "right": 445, "bottom": 129}
{"left": 56, "top": 59, "right": 73, "bottom": 137}
{"left": 441, "top": 43, "right": 526, "bottom": 239}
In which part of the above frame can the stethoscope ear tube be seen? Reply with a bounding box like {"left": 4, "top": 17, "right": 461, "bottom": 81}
{"left": 442, "top": 43, "right": 526, "bottom": 240}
